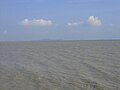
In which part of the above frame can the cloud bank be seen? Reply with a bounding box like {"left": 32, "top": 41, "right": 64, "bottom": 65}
{"left": 20, "top": 16, "right": 102, "bottom": 27}
{"left": 20, "top": 18, "right": 53, "bottom": 26}
{"left": 88, "top": 16, "right": 102, "bottom": 26}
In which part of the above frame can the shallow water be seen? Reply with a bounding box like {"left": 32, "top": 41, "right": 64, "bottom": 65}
{"left": 0, "top": 40, "right": 120, "bottom": 90}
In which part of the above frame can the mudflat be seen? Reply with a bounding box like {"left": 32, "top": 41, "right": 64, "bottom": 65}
{"left": 0, "top": 40, "right": 120, "bottom": 90}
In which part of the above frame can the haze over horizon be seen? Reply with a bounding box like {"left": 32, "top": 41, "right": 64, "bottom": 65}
{"left": 0, "top": 0, "right": 120, "bottom": 41}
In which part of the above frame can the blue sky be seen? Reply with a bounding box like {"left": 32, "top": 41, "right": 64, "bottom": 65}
{"left": 0, "top": 0, "right": 120, "bottom": 41}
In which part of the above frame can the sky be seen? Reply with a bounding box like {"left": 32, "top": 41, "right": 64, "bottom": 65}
{"left": 0, "top": 0, "right": 120, "bottom": 41}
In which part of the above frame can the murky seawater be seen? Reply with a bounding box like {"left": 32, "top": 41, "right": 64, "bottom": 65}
{"left": 0, "top": 40, "right": 120, "bottom": 90}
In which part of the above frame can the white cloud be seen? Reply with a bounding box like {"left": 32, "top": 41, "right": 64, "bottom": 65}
{"left": 67, "top": 21, "right": 83, "bottom": 27}
{"left": 20, "top": 18, "right": 53, "bottom": 26}
{"left": 88, "top": 16, "right": 102, "bottom": 26}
